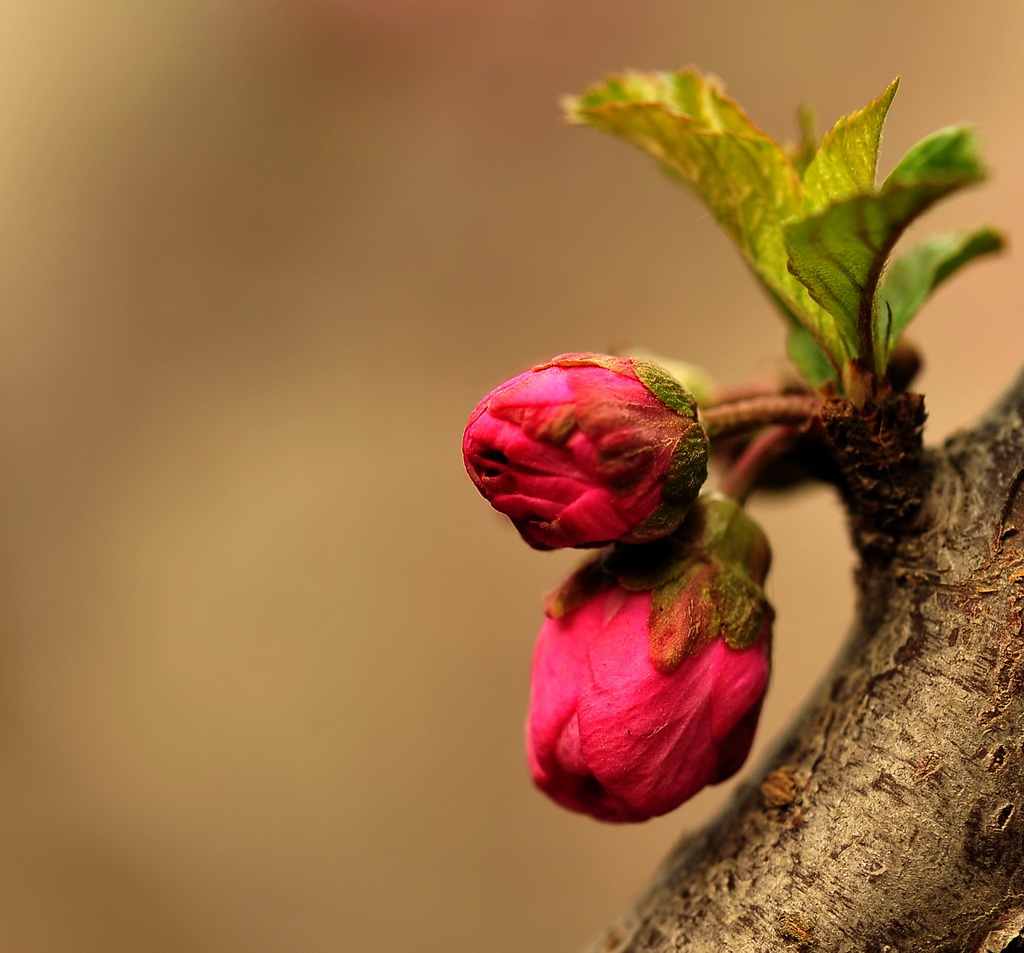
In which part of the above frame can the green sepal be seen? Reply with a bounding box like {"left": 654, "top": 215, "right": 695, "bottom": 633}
{"left": 625, "top": 350, "right": 716, "bottom": 407}
{"left": 626, "top": 498, "right": 689, "bottom": 546}
{"left": 674, "top": 493, "right": 772, "bottom": 580}
{"left": 604, "top": 536, "right": 687, "bottom": 591}
{"left": 543, "top": 554, "right": 612, "bottom": 619}
{"left": 624, "top": 359, "right": 710, "bottom": 544}
{"left": 632, "top": 359, "right": 698, "bottom": 417}
{"left": 647, "top": 566, "right": 714, "bottom": 673}
{"left": 716, "top": 571, "right": 774, "bottom": 651}
{"left": 647, "top": 559, "right": 772, "bottom": 672}
{"left": 663, "top": 425, "right": 710, "bottom": 499}
{"left": 545, "top": 495, "right": 774, "bottom": 671}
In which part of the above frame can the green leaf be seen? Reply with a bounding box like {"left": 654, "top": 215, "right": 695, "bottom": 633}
{"left": 787, "top": 325, "right": 837, "bottom": 388}
{"left": 784, "top": 103, "right": 819, "bottom": 178}
{"left": 801, "top": 78, "right": 898, "bottom": 214}
{"left": 567, "top": 71, "right": 801, "bottom": 253}
{"left": 569, "top": 70, "right": 996, "bottom": 394}
{"left": 877, "top": 227, "right": 1004, "bottom": 362}
{"left": 886, "top": 124, "right": 982, "bottom": 182}
{"left": 784, "top": 124, "right": 986, "bottom": 375}
{"left": 567, "top": 70, "right": 849, "bottom": 378}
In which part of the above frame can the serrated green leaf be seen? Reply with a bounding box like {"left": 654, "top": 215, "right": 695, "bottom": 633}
{"left": 877, "top": 227, "right": 1004, "bottom": 364}
{"left": 567, "top": 70, "right": 849, "bottom": 379}
{"left": 885, "top": 124, "right": 982, "bottom": 182}
{"left": 568, "top": 72, "right": 801, "bottom": 251}
{"left": 785, "top": 124, "right": 986, "bottom": 375}
{"left": 569, "top": 70, "right": 995, "bottom": 393}
{"left": 801, "top": 78, "right": 898, "bottom": 214}
{"left": 572, "top": 70, "right": 763, "bottom": 137}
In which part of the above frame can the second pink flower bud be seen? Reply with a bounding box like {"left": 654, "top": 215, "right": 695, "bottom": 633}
{"left": 527, "top": 494, "right": 774, "bottom": 822}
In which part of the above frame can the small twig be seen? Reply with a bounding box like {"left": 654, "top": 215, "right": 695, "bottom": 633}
{"left": 719, "top": 425, "right": 801, "bottom": 503}
{"left": 701, "top": 395, "right": 821, "bottom": 441}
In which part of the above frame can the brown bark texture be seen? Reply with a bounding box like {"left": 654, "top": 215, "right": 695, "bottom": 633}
{"left": 586, "top": 375, "right": 1024, "bottom": 953}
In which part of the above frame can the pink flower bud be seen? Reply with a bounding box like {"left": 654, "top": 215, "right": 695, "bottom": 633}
{"left": 463, "top": 353, "right": 709, "bottom": 550}
{"left": 526, "top": 495, "right": 773, "bottom": 822}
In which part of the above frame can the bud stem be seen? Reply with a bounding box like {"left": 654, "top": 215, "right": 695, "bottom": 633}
{"left": 719, "top": 425, "right": 799, "bottom": 503}
{"left": 700, "top": 394, "right": 821, "bottom": 441}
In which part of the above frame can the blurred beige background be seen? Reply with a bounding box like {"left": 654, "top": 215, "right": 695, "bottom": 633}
{"left": 0, "top": 1, "right": 1020, "bottom": 951}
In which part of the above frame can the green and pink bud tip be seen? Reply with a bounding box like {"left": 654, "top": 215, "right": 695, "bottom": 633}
{"left": 463, "top": 353, "right": 710, "bottom": 550}
{"left": 527, "top": 494, "right": 773, "bottom": 822}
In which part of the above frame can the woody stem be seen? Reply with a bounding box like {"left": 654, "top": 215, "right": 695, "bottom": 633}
{"left": 699, "top": 394, "right": 821, "bottom": 441}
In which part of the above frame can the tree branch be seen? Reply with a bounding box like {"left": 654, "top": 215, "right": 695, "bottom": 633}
{"left": 585, "top": 372, "right": 1024, "bottom": 953}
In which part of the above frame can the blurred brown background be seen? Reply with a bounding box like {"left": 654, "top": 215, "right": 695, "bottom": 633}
{"left": 0, "top": 1, "right": 1019, "bottom": 951}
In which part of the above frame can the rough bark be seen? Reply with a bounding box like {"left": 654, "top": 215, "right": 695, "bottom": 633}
{"left": 585, "top": 373, "right": 1024, "bottom": 953}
